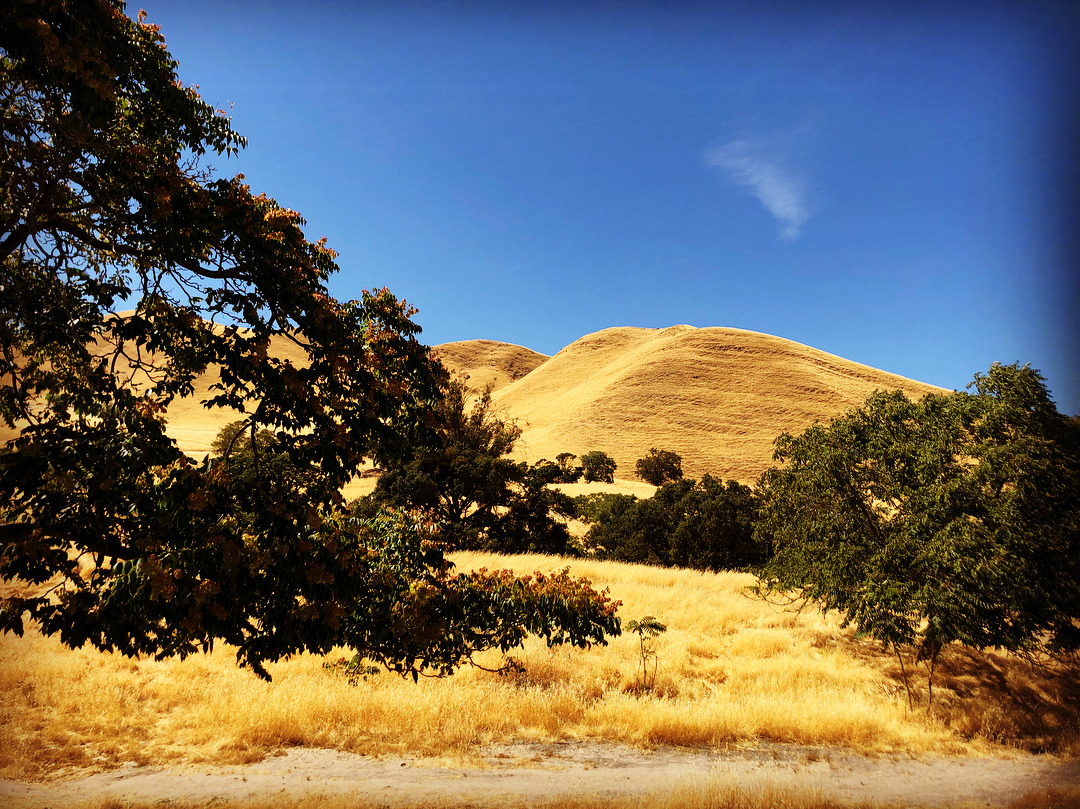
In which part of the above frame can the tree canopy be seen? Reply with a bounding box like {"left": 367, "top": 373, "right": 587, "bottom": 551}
{"left": 0, "top": 0, "right": 619, "bottom": 678}
{"left": 754, "top": 363, "right": 1080, "bottom": 678}
{"left": 582, "top": 476, "right": 764, "bottom": 572}
{"left": 634, "top": 448, "right": 683, "bottom": 486}
{"left": 580, "top": 450, "right": 617, "bottom": 483}
{"left": 364, "top": 379, "right": 576, "bottom": 554}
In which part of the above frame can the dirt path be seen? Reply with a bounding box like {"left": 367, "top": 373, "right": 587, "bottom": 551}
{"left": 3, "top": 741, "right": 1078, "bottom": 808}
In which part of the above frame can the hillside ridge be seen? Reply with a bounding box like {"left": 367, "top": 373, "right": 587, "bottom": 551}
{"left": 431, "top": 339, "right": 548, "bottom": 393}
{"left": 488, "top": 325, "right": 944, "bottom": 482}
{"left": 2, "top": 325, "right": 944, "bottom": 485}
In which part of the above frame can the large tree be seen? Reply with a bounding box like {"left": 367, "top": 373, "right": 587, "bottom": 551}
{"left": 754, "top": 364, "right": 1080, "bottom": 697}
{"left": 634, "top": 448, "right": 683, "bottom": 487}
{"left": 0, "top": 0, "right": 619, "bottom": 678}
{"left": 366, "top": 379, "right": 575, "bottom": 554}
{"left": 580, "top": 450, "right": 617, "bottom": 484}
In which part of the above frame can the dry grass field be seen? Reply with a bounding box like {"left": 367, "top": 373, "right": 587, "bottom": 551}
{"left": 3, "top": 553, "right": 1077, "bottom": 786}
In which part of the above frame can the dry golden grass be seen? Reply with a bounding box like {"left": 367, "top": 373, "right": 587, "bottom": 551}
{"left": 492, "top": 326, "right": 946, "bottom": 482}
{"left": 3, "top": 553, "right": 1076, "bottom": 783}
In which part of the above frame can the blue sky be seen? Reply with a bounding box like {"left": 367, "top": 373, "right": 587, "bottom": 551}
{"left": 141, "top": 0, "right": 1079, "bottom": 413}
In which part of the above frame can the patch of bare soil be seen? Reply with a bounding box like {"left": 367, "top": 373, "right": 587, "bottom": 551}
{"left": 2, "top": 741, "right": 1077, "bottom": 808}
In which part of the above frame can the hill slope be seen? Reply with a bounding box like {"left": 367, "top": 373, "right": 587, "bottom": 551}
{"left": 2, "top": 326, "right": 945, "bottom": 482}
{"left": 168, "top": 336, "right": 548, "bottom": 464}
{"left": 431, "top": 340, "right": 548, "bottom": 393}
{"left": 163, "top": 332, "right": 310, "bottom": 458}
{"left": 491, "top": 325, "right": 945, "bottom": 482}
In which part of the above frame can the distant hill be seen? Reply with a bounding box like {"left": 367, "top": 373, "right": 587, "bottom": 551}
{"left": 487, "top": 326, "right": 946, "bottom": 483}
{"left": 3, "top": 325, "right": 945, "bottom": 485}
{"left": 431, "top": 340, "right": 548, "bottom": 392}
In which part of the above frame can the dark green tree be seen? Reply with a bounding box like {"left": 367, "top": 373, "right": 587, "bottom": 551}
{"left": 489, "top": 460, "right": 576, "bottom": 555}
{"left": 583, "top": 476, "right": 764, "bottom": 571}
{"left": 0, "top": 0, "right": 619, "bottom": 679}
{"left": 366, "top": 379, "right": 575, "bottom": 554}
{"left": 754, "top": 364, "right": 1080, "bottom": 701}
{"left": 367, "top": 380, "right": 521, "bottom": 549}
{"left": 635, "top": 448, "right": 684, "bottom": 486}
{"left": 208, "top": 420, "right": 315, "bottom": 527}
{"left": 555, "top": 452, "right": 583, "bottom": 483}
{"left": 580, "top": 450, "right": 617, "bottom": 483}
{"left": 669, "top": 476, "right": 762, "bottom": 571}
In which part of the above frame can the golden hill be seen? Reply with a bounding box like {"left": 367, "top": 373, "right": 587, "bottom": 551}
{"left": 431, "top": 340, "right": 548, "bottom": 393}
{"left": 3, "top": 325, "right": 945, "bottom": 483}
{"left": 487, "top": 325, "right": 946, "bottom": 483}
{"left": 172, "top": 336, "right": 547, "bottom": 460}
{"left": 163, "top": 332, "right": 310, "bottom": 458}
{"left": 0, "top": 326, "right": 314, "bottom": 460}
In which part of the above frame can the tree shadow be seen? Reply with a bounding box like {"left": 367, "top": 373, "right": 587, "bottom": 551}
{"left": 828, "top": 632, "right": 1080, "bottom": 753}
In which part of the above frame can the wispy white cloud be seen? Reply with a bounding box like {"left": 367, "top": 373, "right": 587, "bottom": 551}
{"left": 707, "top": 139, "right": 809, "bottom": 242}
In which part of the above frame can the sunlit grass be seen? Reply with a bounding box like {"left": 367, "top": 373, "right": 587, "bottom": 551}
{"left": 2, "top": 552, "right": 1077, "bottom": 782}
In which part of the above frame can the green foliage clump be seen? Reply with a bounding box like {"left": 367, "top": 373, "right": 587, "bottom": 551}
{"left": 580, "top": 450, "right": 617, "bottom": 483}
{"left": 331, "top": 511, "right": 620, "bottom": 680}
{"left": 754, "top": 363, "right": 1080, "bottom": 694}
{"left": 209, "top": 421, "right": 316, "bottom": 523}
{"left": 554, "top": 452, "right": 584, "bottom": 483}
{"left": 573, "top": 492, "right": 638, "bottom": 524}
{"left": 635, "top": 448, "right": 684, "bottom": 486}
{"left": 364, "top": 379, "right": 576, "bottom": 554}
{"left": 582, "top": 476, "right": 765, "bottom": 572}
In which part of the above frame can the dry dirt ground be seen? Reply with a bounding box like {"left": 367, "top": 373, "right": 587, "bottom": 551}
{"left": 3, "top": 741, "right": 1078, "bottom": 808}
